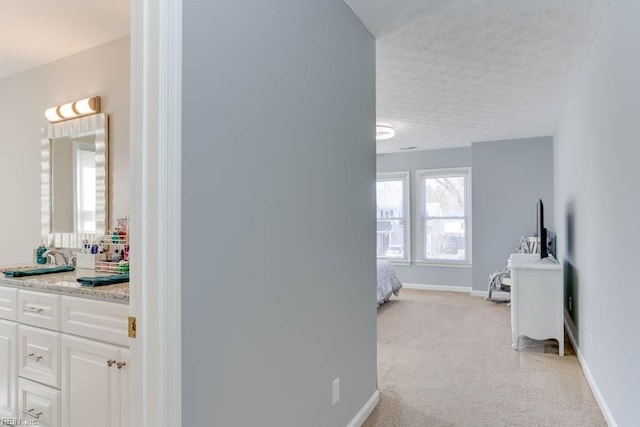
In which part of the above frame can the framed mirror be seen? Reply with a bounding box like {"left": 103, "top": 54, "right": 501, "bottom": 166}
{"left": 41, "top": 113, "right": 108, "bottom": 247}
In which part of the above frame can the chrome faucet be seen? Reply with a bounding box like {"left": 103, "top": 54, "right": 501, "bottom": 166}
{"left": 42, "top": 249, "right": 72, "bottom": 266}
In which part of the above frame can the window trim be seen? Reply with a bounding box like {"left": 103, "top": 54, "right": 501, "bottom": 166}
{"left": 415, "top": 167, "right": 472, "bottom": 266}
{"left": 376, "top": 171, "right": 411, "bottom": 264}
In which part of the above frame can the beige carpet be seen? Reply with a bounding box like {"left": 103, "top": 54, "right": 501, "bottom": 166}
{"left": 364, "top": 289, "right": 605, "bottom": 427}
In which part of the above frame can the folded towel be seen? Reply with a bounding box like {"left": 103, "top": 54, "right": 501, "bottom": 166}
{"left": 77, "top": 273, "right": 129, "bottom": 287}
{"left": 3, "top": 265, "right": 75, "bottom": 277}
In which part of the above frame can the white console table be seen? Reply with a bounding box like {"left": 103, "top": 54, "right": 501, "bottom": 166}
{"left": 509, "top": 253, "right": 564, "bottom": 356}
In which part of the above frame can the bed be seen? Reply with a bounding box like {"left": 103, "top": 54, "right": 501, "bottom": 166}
{"left": 377, "top": 260, "right": 402, "bottom": 305}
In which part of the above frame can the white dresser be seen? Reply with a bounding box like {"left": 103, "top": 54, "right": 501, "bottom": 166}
{"left": 508, "top": 253, "right": 564, "bottom": 356}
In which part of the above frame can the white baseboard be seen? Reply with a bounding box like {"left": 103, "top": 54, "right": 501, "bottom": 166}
{"left": 564, "top": 310, "right": 617, "bottom": 427}
{"left": 403, "top": 283, "right": 471, "bottom": 293}
{"left": 404, "top": 285, "right": 510, "bottom": 301}
{"left": 346, "top": 390, "right": 380, "bottom": 427}
{"left": 470, "top": 290, "right": 510, "bottom": 299}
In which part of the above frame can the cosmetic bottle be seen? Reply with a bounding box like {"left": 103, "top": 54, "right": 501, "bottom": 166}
{"left": 119, "top": 260, "right": 129, "bottom": 273}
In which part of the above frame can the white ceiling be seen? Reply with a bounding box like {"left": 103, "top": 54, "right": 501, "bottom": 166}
{"left": 0, "top": 0, "right": 129, "bottom": 79}
{"left": 346, "top": 0, "right": 610, "bottom": 153}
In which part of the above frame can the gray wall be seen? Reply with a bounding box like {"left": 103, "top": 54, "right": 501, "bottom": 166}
{"left": 0, "top": 37, "right": 130, "bottom": 265}
{"left": 182, "top": 1, "right": 376, "bottom": 426}
{"left": 377, "top": 148, "right": 472, "bottom": 287}
{"left": 471, "top": 137, "right": 554, "bottom": 291}
{"left": 554, "top": 0, "right": 640, "bottom": 423}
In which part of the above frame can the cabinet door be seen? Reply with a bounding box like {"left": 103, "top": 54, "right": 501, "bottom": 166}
{"left": 119, "top": 348, "right": 129, "bottom": 427}
{"left": 61, "top": 334, "right": 121, "bottom": 427}
{"left": 0, "top": 319, "right": 17, "bottom": 418}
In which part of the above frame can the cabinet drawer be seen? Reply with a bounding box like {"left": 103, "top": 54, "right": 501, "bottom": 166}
{"left": 18, "top": 291, "right": 60, "bottom": 330}
{"left": 0, "top": 286, "right": 18, "bottom": 321}
{"left": 61, "top": 296, "right": 129, "bottom": 347}
{"left": 18, "top": 325, "right": 60, "bottom": 389}
{"left": 18, "top": 378, "right": 60, "bottom": 427}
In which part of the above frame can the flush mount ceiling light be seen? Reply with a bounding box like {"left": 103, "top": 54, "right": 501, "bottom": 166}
{"left": 45, "top": 96, "right": 101, "bottom": 123}
{"left": 376, "top": 124, "right": 395, "bottom": 141}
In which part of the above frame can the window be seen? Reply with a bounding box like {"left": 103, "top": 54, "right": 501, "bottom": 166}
{"left": 74, "top": 141, "right": 97, "bottom": 233}
{"left": 417, "top": 168, "right": 471, "bottom": 264}
{"left": 376, "top": 172, "right": 410, "bottom": 263}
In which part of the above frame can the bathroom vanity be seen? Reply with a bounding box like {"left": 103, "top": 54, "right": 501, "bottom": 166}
{"left": 0, "top": 268, "right": 129, "bottom": 427}
{"left": 0, "top": 104, "right": 132, "bottom": 426}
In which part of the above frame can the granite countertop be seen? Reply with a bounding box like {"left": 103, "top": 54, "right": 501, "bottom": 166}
{"left": 0, "top": 266, "right": 129, "bottom": 304}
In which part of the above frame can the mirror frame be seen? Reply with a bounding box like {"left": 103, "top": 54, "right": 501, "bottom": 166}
{"left": 41, "top": 113, "right": 109, "bottom": 247}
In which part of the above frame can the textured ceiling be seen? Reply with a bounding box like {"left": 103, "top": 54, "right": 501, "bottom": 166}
{"left": 346, "top": 0, "right": 610, "bottom": 153}
{"left": 0, "top": 0, "right": 129, "bottom": 79}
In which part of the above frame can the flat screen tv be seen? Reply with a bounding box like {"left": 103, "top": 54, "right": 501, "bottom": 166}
{"left": 537, "top": 199, "right": 548, "bottom": 259}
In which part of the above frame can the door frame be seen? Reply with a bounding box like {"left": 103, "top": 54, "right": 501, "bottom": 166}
{"left": 129, "top": 0, "right": 183, "bottom": 425}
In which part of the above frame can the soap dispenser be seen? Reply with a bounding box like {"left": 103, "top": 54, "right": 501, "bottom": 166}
{"left": 36, "top": 240, "right": 47, "bottom": 265}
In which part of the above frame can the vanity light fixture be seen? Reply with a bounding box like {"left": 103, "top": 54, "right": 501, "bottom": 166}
{"left": 44, "top": 96, "right": 101, "bottom": 123}
{"left": 376, "top": 123, "right": 395, "bottom": 141}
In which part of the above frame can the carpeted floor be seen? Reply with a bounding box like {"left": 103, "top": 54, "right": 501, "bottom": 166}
{"left": 364, "top": 289, "right": 605, "bottom": 427}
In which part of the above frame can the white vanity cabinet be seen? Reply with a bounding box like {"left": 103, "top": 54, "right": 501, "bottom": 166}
{"left": 0, "top": 285, "right": 129, "bottom": 426}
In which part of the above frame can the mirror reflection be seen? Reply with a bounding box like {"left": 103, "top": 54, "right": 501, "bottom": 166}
{"left": 51, "top": 134, "right": 97, "bottom": 233}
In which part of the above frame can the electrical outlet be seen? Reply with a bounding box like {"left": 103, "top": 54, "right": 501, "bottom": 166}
{"left": 589, "top": 334, "right": 594, "bottom": 351}
{"left": 332, "top": 378, "right": 340, "bottom": 406}
{"left": 569, "top": 297, "right": 572, "bottom": 311}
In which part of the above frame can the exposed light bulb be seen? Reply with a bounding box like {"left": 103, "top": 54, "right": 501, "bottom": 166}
{"left": 75, "top": 97, "right": 97, "bottom": 115}
{"left": 59, "top": 102, "right": 78, "bottom": 119}
{"left": 45, "top": 107, "right": 63, "bottom": 122}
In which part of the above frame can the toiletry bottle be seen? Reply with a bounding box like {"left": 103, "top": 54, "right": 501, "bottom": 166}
{"left": 36, "top": 240, "right": 47, "bottom": 265}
